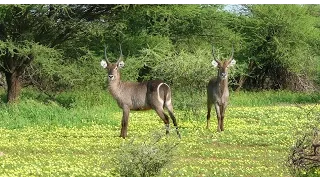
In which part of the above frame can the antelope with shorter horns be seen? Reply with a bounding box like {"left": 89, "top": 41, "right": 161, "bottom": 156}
{"left": 100, "top": 45, "right": 181, "bottom": 139}
{"left": 206, "top": 45, "right": 236, "bottom": 132}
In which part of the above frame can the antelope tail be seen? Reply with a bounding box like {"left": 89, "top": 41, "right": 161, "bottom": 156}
{"left": 157, "top": 83, "right": 170, "bottom": 108}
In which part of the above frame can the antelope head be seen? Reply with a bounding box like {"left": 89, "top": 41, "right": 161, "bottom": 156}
{"left": 100, "top": 45, "right": 125, "bottom": 81}
{"left": 211, "top": 45, "right": 236, "bottom": 80}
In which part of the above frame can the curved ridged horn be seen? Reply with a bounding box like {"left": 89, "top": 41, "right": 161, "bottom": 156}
{"left": 104, "top": 45, "right": 110, "bottom": 63}
{"left": 229, "top": 43, "right": 234, "bottom": 61}
{"left": 117, "top": 43, "right": 124, "bottom": 62}
{"left": 212, "top": 45, "right": 219, "bottom": 62}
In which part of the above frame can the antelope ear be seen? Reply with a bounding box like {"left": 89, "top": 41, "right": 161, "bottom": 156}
{"left": 211, "top": 60, "right": 218, "bottom": 68}
{"left": 100, "top": 60, "right": 108, "bottom": 68}
{"left": 117, "top": 61, "right": 125, "bottom": 68}
{"left": 228, "top": 59, "right": 236, "bottom": 67}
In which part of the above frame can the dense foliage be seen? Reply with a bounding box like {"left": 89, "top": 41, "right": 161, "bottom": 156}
{"left": 232, "top": 5, "right": 320, "bottom": 91}
{"left": 1, "top": 4, "right": 320, "bottom": 103}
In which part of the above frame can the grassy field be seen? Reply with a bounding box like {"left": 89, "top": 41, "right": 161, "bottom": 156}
{"left": 0, "top": 88, "right": 319, "bottom": 177}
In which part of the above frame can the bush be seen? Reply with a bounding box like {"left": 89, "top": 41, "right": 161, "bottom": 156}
{"left": 287, "top": 105, "right": 320, "bottom": 177}
{"left": 115, "top": 134, "right": 179, "bottom": 177}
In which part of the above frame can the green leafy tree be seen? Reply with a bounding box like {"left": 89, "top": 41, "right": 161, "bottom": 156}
{"left": 0, "top": 4, "right": 130, "bottom": 103}
{"left": 231, "top": 5, "right": 320, "bottom": 91}
{"left": 94, "top": 5, "right": 241, "bottom": 89}
{"left": 0, "top": 5, "right": 43, "bottom": 103}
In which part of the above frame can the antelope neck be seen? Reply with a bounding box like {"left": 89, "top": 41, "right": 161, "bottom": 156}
{"left": 218, "top": 77, "right": 229, "bottom": 95}
{"left": 108, "top": 78, "right": 122, "bottom": 98}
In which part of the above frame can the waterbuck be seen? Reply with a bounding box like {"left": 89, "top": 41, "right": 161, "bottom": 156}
{"left": 206, "top": 46, "right": 236, "bottom": 132}
{"left": 100, "top": 47, "right": 181, "bottom": 139}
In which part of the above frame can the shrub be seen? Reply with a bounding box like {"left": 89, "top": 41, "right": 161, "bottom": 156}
{"left": 115, "top": 134, "right": 179, "bottom": 177}
{"left": 287, "top": 105, "right": 320, "bottom": 177}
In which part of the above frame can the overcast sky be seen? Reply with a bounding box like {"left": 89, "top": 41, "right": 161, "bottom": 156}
{"left": 224, "top": 4, "right": 241, "bottom": 12}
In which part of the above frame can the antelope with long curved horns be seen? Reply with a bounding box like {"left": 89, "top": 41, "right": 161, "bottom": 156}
{"left": 100, "top": 45, "right": 181, "bottom": 139}
{"left": 206, "top": 45, "right": 236, "bottom": 132}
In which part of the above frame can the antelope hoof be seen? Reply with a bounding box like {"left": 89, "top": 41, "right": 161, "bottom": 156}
{"left": 220, "top": 125, "right": 224, "bottom": 131}
{"left": 177, "top": 131, "right": 181, "bottom": 139}
{"left": 119, "top": 134, "right": 126, "bottom": 139}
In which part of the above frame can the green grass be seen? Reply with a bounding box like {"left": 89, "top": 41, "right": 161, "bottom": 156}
{"left": 0, "top": 88, "right": 319, "bottom": 176}
{"left": 172, "top": 89, "right": 320, "bottom": 109}
{"left": 230, "top": 90, "right": 320, "bottom": 107}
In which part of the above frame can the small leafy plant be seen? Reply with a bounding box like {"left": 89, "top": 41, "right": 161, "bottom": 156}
{"left": 115, "top": 133, "right": 179, "bottom": 177}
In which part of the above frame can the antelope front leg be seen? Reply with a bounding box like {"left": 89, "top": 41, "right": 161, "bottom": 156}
{"left": 120, "top": 106, "right": 130, "bottom": 138}
{"left": 220, "top": 104, "right": 227, "bottom": 131}
{"left": 214, "top": 103, "right": 222, "bottom": 132}
{"left": 206, "top": 102, "right": 213, "bottom": 129}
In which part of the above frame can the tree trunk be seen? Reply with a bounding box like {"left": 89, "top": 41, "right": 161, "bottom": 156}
{"left": 235, "top": 75, "right": 246, "bottom": 92}
{"left": 235, "top": 60, "right": 254, "bottom": 92}
{"left": 5, "top": 71, "right": 21, "bottom": 103}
